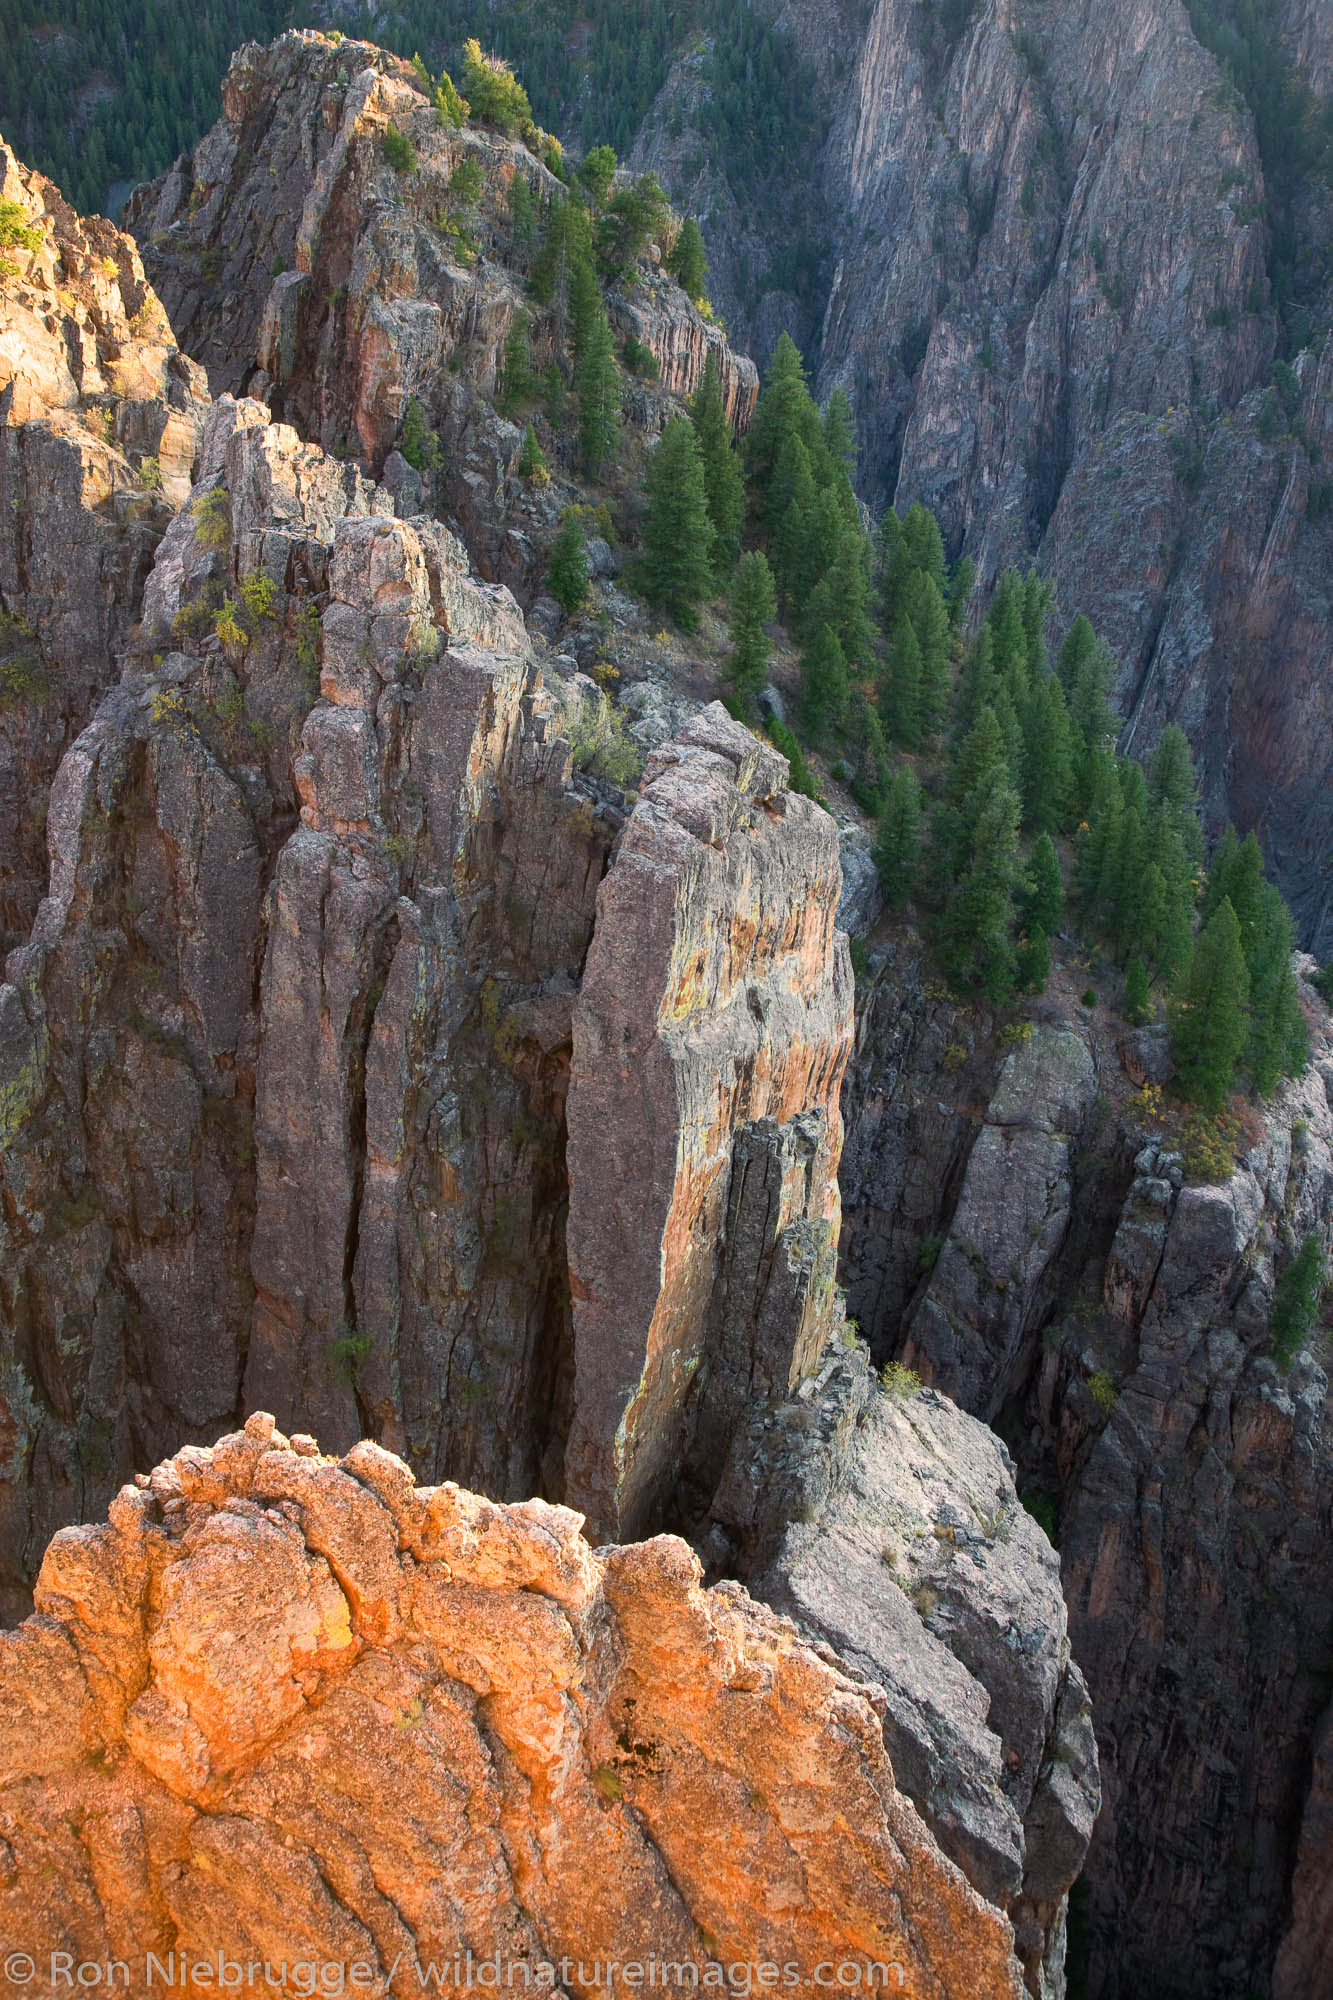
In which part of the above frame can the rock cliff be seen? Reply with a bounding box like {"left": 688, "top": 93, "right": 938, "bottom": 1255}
{"left": 0, "top": 135, "right": 207, "bottom": 960}
{"left": 0, "top": 1412, "right": 1032, "bottom": 1998}
{"left": 633, "top": 0, "right": 1333, "bottom": 952}
{"left": 126, "top": 34, "right": 757, "bottom": 605}
{"left": 840, "top": 937, "right": 1333, "bottom": 1998}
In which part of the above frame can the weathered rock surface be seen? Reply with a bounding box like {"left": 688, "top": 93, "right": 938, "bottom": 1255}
{"left": 0, "top": 133, "right": 208, "bottom": 955}
{"left": 750, "top": 1369, "right": 1098, "bottom": 2000}
{"left": 631, "top": 0, "right": 1333, "bottom": 948}
{"left": 127, "top": 33, "right": 756, "bottom": 606}
{"left": 0, "top": 1411, "right": 1032, "bottom": 1999}
{"left": 839, "top": 938, "right": 1333, "bottom": 1998}
{"left": 565, "top": 705, "right": 853, "bottom": 1540}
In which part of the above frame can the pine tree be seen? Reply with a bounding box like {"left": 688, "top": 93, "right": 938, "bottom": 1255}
{"left": 767, "top": 431, "right": 818, "bottom": 547}
{"left": 848, "top": 695, "right": 892, "bottom": 816}
{"left": 578, "top": 143, "right": 618, "bottom": 208}
{"left": 548, "top": 512, "right": 589, "bottom": 615}
{"left": 1020, "top": 833, "right": 1064, "bottom": 937}
{"left": 951, "top": 627, "right": 998, "bottom": 752}
{"left": 640, "top": 417, "right": 715, "bottom": 628}
{"left": 875, "top": 768, "right": 924, "bottom": 909}
{"left": 1021, "top": 675, "right": 1075, "bottom": 833}
{"left": 575, "top": 303, "right": 621, "bottom": 475}
{"left": 725, "top": 551, "right": 777, "bottom": 704}
{"left": 747, "top": 331, "right": 820, "bottom": 502}
{"left": 532, "top": 195, "right": 595, "bottom": 355}
{"left": 799, "top": 625, "right": 851, "bottom": 743}
{"left": 690, "top": 356, "right": 745, "bottom": 579}
{"left": 1147, "top": 723, "right": 1202, "bottom": 859}
{"left": 542, "top": 362, "right": 566, "bottom": 428}
{"left": 499, "top": 308, "right": 536, "bottom": 411}
{"left": 807, "top": 520, "right": 877, "bottom": 666}
{"left": 937, "top": 706, "right": 1012, "bottom": 881}
{"left": 1016, "top": 927, "right": 1051, "bottom": 994}
{"left": 881, "top": 617, "right": 924, "bottom": 749}
{"left": 507, "top": 171, "right": 538, "bottom": 258}
{"left": 904, "top": 570, "right": 952, "bottom": 736}
{"left": 938, "top": 777, "right": 1022, "bottom": 1003}
{"left": 1269, "top": 1234, "right": 1327, "bottom": 1369}
{"left": 1124, "top": 957, "right": 1152, "bottom": 1025}
{"left": 1169, "top": 898, "right": 1251, "bottom": 1112}
{"left": 667, "top": 216, "right": 708, "bottom": 299}
{"left": 517, "top": 424, "right": 549, "bottom": 483}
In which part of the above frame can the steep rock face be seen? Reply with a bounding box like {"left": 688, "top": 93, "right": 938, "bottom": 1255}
{"left": 1054, "top": 1059, "right": 1333, "bottom": 1998}
{"left": 0, "top": 1411, "right": 1033, "bottom": 1999}
{"left": 747, "top": 1367, "right": 1099, "bottom": 2000}
{"left": 564, "top": 708, "right": 853, "bottom": 1540}
{"left": 631, "top": 0, "right": 1333, "bottom": 948}
{"left": 127, "top": 34, "right": 756, "bottom": 604}
{"left": 839, "top": 938, "right": 1333, "bottom": 1998}
{"left": 0, "top": 135, "right": 208, "bottom": 957}
{"left": 0, "top": 381, "right": 854, "bottom": 1619}
{"left": 0, "top": 391, "right": 608, "bottom": 1612}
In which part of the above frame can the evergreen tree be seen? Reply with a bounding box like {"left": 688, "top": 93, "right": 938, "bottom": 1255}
{"left": 948, "top": 554, "right": 977, "bottom": 627}
{"left": 1124, "top": 957, "right": 1152, "bottom": 1025}
{"left": 848, "top": 695, "right": 892, "bottom": 816}
{"left": 1147, "top": 723, "right": 1202, "bottom": 858}
{"left": 542, "top": 362, "right": 567, "bottom": 428}
{"left": 690, "top": 356, "right": 745, "bottom": 578}
{"left": 1020, "top": 833, "right": 1064, "bottom": 938}
{"left": 517, "top": 424, "right": 549, "bottom": 483}
{"left": 807, "top": 521, "right": 877, "bottom": 666}
{"left": 575, "top": 303, "right": 621, "bottom": 475}
{"left": 1270, "top": 1234, "right": 1327, "bottom": 1369}
{"left": 875, "top": 768, "right": 924, "bottom": 909}
{"left": 1016, "top": 927, "right": 1051, "bottom": 994}
{"left": 747, "top": 332, "right": 820, "bottom": 502}
{"left": 951, "top": 626, "right": 998, "bottom": 751}
{"left": 725, "top": 551, "right": 777, "bottom": 704}
{"left": 578, "top": 143, "right": 618, "bottom": 208}
{"left": 1021, "top": 675, "right": 1075, "bottom": 833}
{"left": 799, "top": 625, "right": 851, "bottom": 743}
{"left": 668, "top": 215, "right": 709, "bottom": 298}
{"left": 532, "top": 195, "right": 595, "bottom": 355}
{"left": 937, "top": 706, "right": 1012, "bottom": 881}
{"left": 597, "top": 173, "right": 671, "bottom": 277}
{"left": 767, "top": 431, "right": 818, "bottom": 547}
{"left": 640, "top": 417, "right": 715, "bottom": 628}
{"left": 938, "top": 778, "right": 1022, "bottom": 1004}
{"left": 880, "top": 617, "right": 924, "bottom": 749}
{"left": 1169, "top": 897, "right": 1251, "bottom": 1112}
{"left": 548, "top": 512, "right": 589, "bottom": 615}
{"left": 507, "top": 171, "right": 538, "bottom": 258}
{"left": 903, "top": 569, "right": 952, "bottom": 737}
{"left": 499, "top": 308, "right": 537, "bottom": 411}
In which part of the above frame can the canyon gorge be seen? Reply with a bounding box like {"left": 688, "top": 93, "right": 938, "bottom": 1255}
{"left": 0, "top": 6, "right": 1331, "bottom": 1997}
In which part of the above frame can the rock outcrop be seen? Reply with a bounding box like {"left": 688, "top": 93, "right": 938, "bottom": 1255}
{"left": 0, "top": 1411, "right": 1042, "bottom": 1998}
{"left": 631, "top": 0, "right": 1333, "bottom": 951}
{"left": 0, "top": 370, "right": 851, "bottom": 1629}
{"left": 127, "top": 33, "right": 756, "bottom": 606}
{"left": 565, "top": 708, "right": 853, "bottom": 1540}
{"left": 839, "top": 938, "right": 1333, "bottom": 1998}
{"left": 748, "top": 1371, "right": 1099, "bottom": 2000}
{"left": 0, "top": 133, "right": 208, "bottom": 957}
